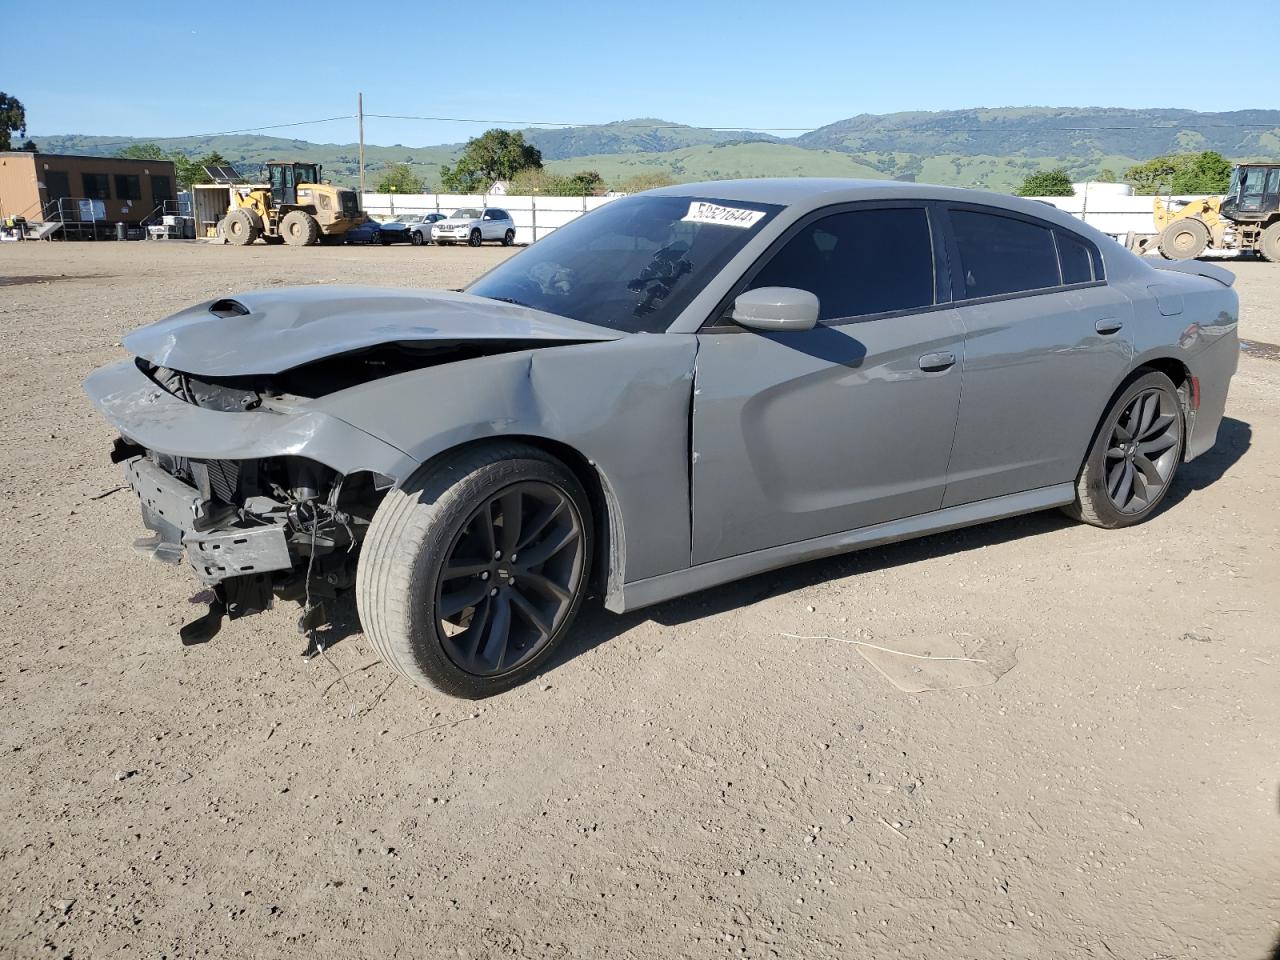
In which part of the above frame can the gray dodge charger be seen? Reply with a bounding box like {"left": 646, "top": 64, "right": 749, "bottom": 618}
{"left": 85, "top": 179, "right": 1239, "bottom": 697}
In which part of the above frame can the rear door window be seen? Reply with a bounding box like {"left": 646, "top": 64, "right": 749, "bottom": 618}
{"left": 949, "top": 209, "right": 1061, "bottom": 299}
{"left": 747, "top": 207, "right": 936, "bottom": 321}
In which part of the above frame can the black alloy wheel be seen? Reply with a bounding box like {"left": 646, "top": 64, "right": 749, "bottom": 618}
{"left": 435, "top": 481, "right": 585, "bottom": 677}
{"left": 1103, "top": 386, "right": 1181, "bottom": 514}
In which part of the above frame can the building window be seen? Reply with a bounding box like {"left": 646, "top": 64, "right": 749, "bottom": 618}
{"left": 82, "top": 173, "right": 111, "bottom": 200}
{"left": 114, "top": 174, "right": 141, "bottom": 201}
{"left": 150, "top": 175, "right": 173, "bottom": 203}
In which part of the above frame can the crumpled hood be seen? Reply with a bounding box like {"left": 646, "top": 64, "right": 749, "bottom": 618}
{"left": 122, "top": 285, "right": 620, "bottom": 377}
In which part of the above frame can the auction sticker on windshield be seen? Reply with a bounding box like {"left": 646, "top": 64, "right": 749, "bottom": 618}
{"left": 681, "top": 201, "right": 767, "bottom": 229}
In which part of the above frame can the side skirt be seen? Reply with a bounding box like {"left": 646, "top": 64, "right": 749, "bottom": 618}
{"left": 612, "top": 483, "right": 1075, "bottom": 613}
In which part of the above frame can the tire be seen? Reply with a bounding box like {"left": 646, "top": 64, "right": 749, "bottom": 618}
{"left": 280, "top": 210, "right": 320, "bottom": 246}
{"left": 1157, "top": 218, "right": 1209, "bottom": 260}
{"left": 410, "top": 230, "right": 425, "bottom": 246}
{"left": 502, "top": 229, "right": 515, "bottom": 246}
{"left": 379, "top": 232, "right": 393, "bottom": 246}
{"left": 224, "top": 209, "right": 259, "bottom": 246}
{"left": 1063, "top": 370, "right": 1184, "bottom": 529}
{"left": 1259, "top": 221, "right": 1280, "bottom": 263}
{"left": 468, "top": 228, "right": 483, "bottom": 247}
{"left": 357, "top": 443, "right": 593, "bottom": 698}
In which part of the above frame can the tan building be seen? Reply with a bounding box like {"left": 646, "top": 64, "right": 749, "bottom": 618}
{"left": 0, "top": 151, "right": 179, "bottom": 227}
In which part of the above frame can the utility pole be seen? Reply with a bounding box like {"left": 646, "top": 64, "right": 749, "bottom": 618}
{"left": 358, "top": 92, "right": 366, "bottom": 198}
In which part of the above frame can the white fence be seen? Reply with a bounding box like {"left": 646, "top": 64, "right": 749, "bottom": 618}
{"left": 362, "top": 188, "right": 1209, "bottom": 246}
{"left": 360, "top": 193, "right": 620, "bottom": 245}
{"left": 1028, "top": 192, "right": 1208, "bottom": 239}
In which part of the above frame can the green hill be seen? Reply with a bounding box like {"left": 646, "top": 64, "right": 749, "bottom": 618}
{"left": 28, "top": 107, "right": 1280, "bottom": 193}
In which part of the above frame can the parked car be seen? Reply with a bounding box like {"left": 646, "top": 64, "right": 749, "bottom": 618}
{"left": 84, "top": 179, "right": 1238, "bottom": 698}
{"left": 343, "top": 218, "right": 385, "bottom": 245}
{"left": 404, "top": 213, "right": 446, "bottom": 246}
{"left": 432, "top": 207, "right": 516, "bottom": 246}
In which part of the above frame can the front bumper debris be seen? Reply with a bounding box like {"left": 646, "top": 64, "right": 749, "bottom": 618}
{"left": 123, "top": 455, "right": 295, "bottom": 587}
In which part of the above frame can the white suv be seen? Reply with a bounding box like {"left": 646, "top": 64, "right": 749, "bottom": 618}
{"left": 431, "top": 208, "right": 516, "bottom": 247}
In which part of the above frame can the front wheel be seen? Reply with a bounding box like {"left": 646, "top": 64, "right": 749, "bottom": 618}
{"left": 468, "top": 228, "right": 482, "bottom": 247}
{"left": 1158, "top": 218, "right": 1208, "bottom": 260}
{"left": 1063, "top": 370, "right": 1184, "bottom": 528}
{"left": 410, "top": 230, "right": 424, "bottom": 246}
{"left": 1259, "top": 221, "right": 1280, "bottom": 263}
{"left": 357, "top": 443, "right": 593, "bottom": 698}
{"left": 281, "top": 209, "right": 320, "bottom": 246}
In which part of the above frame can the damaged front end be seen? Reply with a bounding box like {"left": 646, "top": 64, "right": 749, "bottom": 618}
{"left": 118, "top": 440, "right": 381, "bottom": 639}
{"left": 83, "top": 351, "right": 413, "bottom": 644}
{"left": 85, "top": 285, "right": 623, "bottom": 643}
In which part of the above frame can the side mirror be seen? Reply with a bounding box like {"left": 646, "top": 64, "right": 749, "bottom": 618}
{"left": 731, "top": 287, "right": 820, "bottom": 332}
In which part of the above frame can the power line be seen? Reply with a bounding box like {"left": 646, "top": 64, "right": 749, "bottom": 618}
{"left": 365, "top": 113, "right": 1280, "bottom": 134}
{"left": 364, "top": 113, "right": 816, "bottom": 132}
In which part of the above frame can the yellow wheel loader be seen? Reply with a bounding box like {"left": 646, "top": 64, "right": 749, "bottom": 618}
{"left": 221, "top": 161, "right": 365, "bottom": 246}
{"left": 1137, "top": 163, "right": 1280, "bottom": 262}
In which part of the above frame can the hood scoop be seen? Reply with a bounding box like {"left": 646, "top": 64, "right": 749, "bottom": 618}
{"left": 123, "top": 286, "right": 620, "bottom": 377}
{"left": 209, "top": 298, "right": 251, "bottom": 319}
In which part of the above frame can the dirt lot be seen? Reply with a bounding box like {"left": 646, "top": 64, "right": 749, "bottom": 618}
{"left": 1, "top": 240, "right": 1277, "bottom": 960}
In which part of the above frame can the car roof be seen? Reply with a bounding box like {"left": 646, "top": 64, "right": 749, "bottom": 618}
{"left": 646, "top": 177, "right": 1116, "bottom": 242}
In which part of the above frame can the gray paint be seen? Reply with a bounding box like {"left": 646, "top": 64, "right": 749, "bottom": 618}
{"left": 124, "top": 286, "right": 618, "bottom": 377}
{"left": 84, "top": 177, "right": 1239, "bottom": 617}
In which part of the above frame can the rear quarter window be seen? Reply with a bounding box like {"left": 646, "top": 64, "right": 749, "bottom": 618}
{"left": 1056, "top": 229, "right": 1096, "bottom": 284}
{"left": 950, "top": 209, "right": 1061, "bottom": 299}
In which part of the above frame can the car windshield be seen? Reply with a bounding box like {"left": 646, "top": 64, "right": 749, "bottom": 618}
{"left": 449, "top": 209, "right": 482, "bottom": 220}
{"left": 467, "top": 195, "right": 781, "bottom": 334}
{"left": 396, "top": 214, "right": 424, "bottom": 224}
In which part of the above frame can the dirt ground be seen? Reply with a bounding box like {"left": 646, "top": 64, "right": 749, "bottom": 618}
{"left": 0, "top": 240, "right": 1276, "bottom": 960}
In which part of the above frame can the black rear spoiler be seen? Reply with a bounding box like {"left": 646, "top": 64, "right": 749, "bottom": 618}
{"left": 1152, "top": 260, "right": 1235, "bottom": 287}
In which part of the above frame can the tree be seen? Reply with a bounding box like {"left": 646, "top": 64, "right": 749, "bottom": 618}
{"left": 0, "top": 92, "right": 27, "bottom": 151}
{"left": 440, "top": 129, "right": 542, "bottom": 193}
{"left": 1124, "top": 151, "right": 1233, "bottom": 195}
{"left": 1171, "top": 150, "right": 1232, "bottom": 194}
{"left": 1095, "top": 168, "right": 1117, "bottom": 183}
{"left": 174, "top": 151, "right": 231, "bottom": 189}
{"left": 116, "top": 142, "right": 169, "bottom": 160}
{"left": 617, "top": 171, "right": 676, "bottom": 193}
{"left": 508, "top": 168, "right": 604, "bottom": 196}
{"left": 20, "top": 139, "right": 37, "bottom": 152}
{"left": 375, "top": 163, "right": 425, "bottom": 194}
{"left": 1015, "top": 169, "right": 1074, "bottom": 197}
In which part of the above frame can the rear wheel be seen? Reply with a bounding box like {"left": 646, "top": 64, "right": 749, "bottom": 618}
{"left": 281, "top": 210, "right": 320, "bottom": 246}
{"left": 1259, "top": 221, "right": 1280, "bottom": 263}
{"left": 224, "top": 209, "right": 259, "bottom": 246}
{"left": 468, "top": 228, "right": 483, "bottom": 247}
{"left": 502, "top": 229, "right": 515, "bottom": 246}
{"left": 1064, "top": 371, "right": 1184, "bottom": 528}
{"left": 1158, "top": 218, "right": 1209, "bottom": 260}
{"left": 357, "top": 443, "right": 592, "bottom": 698}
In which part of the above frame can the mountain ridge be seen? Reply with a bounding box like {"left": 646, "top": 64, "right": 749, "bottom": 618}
{"left": 28, "top": 107, "right": 1280, "bottom": 192}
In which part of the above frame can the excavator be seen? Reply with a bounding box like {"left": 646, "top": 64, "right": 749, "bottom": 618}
{"left": 1146, "top": 162, "right": 1280, "bottom": 261}
{"left": 221, "top": 161, "right": 365, "bottom": 246}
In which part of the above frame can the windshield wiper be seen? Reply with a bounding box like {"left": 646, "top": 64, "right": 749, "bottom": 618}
{"left": 485, "top": 296, "right": 532, "bottom": 309}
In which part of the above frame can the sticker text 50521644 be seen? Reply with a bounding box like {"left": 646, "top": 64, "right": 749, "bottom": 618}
{"left": 680, "top": 201, "right": 766, "bottom": 229}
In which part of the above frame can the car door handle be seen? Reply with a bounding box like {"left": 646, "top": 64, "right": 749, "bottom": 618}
{"left": 1095, "top": 318, "right": 1124, "bottom": 335}
{"left": 918, "top": 351, "right": 956, "bottom": 372}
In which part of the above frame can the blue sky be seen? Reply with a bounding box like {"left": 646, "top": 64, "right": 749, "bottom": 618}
{"left": 12, "top": 0, "right": 1279, "bottom": 146}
